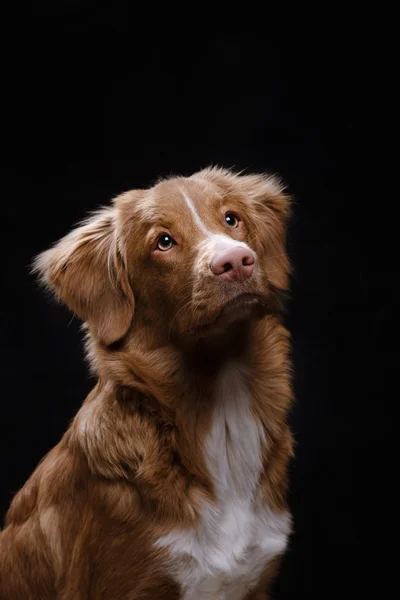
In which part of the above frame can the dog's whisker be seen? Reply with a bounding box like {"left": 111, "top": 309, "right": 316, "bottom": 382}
{"left": 168, "top": 299, "right": 193, "bottom": 340}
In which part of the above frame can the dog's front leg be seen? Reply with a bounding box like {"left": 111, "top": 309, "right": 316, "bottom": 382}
{"left": 245, "top": 555, "right": 283, "bottom": 600}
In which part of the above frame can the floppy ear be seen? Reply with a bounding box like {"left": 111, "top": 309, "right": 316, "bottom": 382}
{"left": 240, "top": 173, "right": 291, "bottom": 291}
{"left": 199, "top": 166, "right": 292, "bottom": 290}
{"left": 33, "top": 207, "right": 135, "bottom": 345}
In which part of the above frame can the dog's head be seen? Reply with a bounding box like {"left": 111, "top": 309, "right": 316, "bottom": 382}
{"left": 34, "top": 167, "right": 291, "bottom": 347}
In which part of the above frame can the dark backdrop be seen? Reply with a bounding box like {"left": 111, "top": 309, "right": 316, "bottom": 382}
{"left": 0, "top": 4, "right": 395, "bottom": 599}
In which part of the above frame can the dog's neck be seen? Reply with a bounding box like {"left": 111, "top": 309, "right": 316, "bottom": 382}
{"left": 74, "top": 313, "right": 292, "bottom": 521}
{"left": 90, "top": 317, "right": 256, "bottom": 403}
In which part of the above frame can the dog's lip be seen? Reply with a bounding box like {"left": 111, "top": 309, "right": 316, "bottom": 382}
{"left": 219, "top": 292, "right": 267, "bottom": 313}
{"left": 187, "top": 292, "right": 269, "bottom": 335}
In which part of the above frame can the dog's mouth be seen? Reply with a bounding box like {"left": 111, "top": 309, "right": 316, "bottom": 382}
{"left": 187, "top": 293, "right": 269, "bottom": 337}
{"left": 217, "top": 293, "right": 268, "bottom": 321}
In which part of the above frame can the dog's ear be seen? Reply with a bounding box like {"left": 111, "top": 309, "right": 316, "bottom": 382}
{"left": 199, "top": 166, "right": 291, "bottom": 218}
{"left": 239, "top": 173, "right": 291, "bottom": 291}
{"left": 199, "top": 167, "right": 292, "bottom": 290}
{"left": 33, "top": 206, "right": 135, "bottom": 345}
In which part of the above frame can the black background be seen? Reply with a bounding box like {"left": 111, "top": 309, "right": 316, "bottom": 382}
{"left": 0, "top": 3, "right": 395, "bottom": 599}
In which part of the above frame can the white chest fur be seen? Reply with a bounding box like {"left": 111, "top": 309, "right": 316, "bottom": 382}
{"left": 156, "top": 365, "right": 291, "bottom": 600}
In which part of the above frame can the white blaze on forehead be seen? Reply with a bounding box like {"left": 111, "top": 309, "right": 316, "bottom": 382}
{"left": 181, "top": 191, "right": 254, "bottom": 258}
{"left": 181, "top": 191, "right": 209, "bottom": 234}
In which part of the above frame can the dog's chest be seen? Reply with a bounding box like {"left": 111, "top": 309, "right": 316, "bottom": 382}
{"left": 156, "top": 368, "right": 290, "bottom": 599}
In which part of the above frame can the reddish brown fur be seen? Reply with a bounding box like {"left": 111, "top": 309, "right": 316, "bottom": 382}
{"left": 0, "top": 167, "right": 294, "bottom": 599}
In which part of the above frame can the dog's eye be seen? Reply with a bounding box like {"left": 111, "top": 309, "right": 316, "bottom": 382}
{"left": 157, "top": 234, "right": 175, "bottom": 251}
{"left": 225, "top": 213, "right": 239, "bottom": 228}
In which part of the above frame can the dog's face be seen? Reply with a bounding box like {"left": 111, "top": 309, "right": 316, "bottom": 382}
{"left": 35, "top": 168, "right": 290, "bottom": 346}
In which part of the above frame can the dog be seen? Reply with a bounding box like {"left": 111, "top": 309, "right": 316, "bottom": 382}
{"left": 0, "top": 166, "right": 294, "bottom": 599}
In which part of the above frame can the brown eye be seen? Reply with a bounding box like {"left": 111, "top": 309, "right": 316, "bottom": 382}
{"left": 225, "top": 213, "right": 239, "bottom": 228}
{"left": 157, "top": 234, "right": 175, "bottom": 251}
